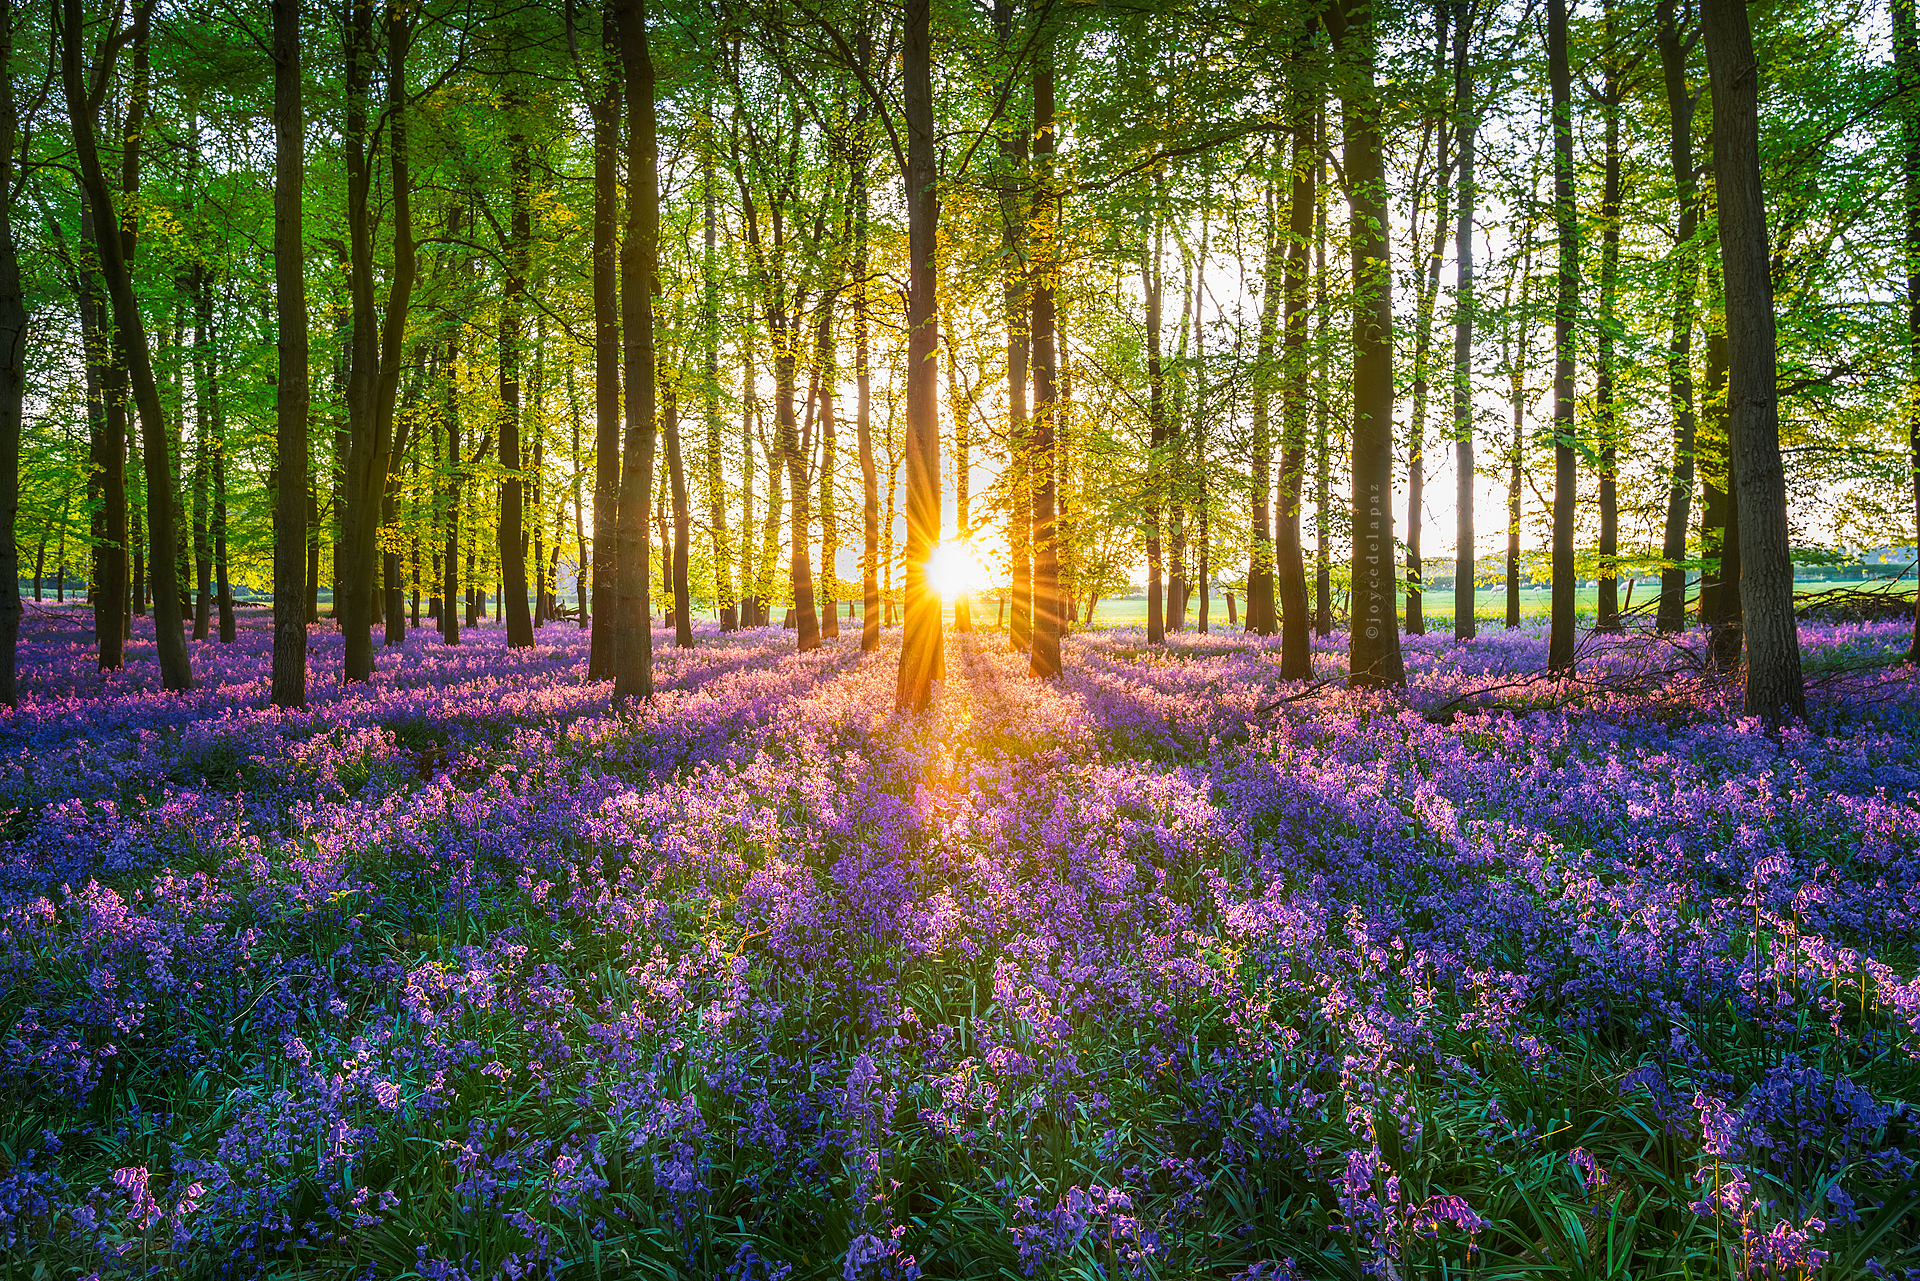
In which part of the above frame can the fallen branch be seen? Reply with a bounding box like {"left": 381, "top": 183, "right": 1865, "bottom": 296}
{"left": 1252, "top": 679, "right": 1337, "bottom": 715}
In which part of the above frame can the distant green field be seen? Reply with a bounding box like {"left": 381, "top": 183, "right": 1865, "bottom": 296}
{"left": 1039, "top": 577, "right": 1918, "bottom": 630}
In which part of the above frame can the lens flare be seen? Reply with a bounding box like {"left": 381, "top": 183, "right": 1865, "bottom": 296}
{"left": 924, "top": 541, "right": 980, "bottom": 600}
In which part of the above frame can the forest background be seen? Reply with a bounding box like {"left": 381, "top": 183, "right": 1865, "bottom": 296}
{"left": 0, "top": 0, "right": 1912, "bottom": 711}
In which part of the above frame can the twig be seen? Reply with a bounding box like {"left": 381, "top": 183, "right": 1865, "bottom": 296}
{"left": 1252, "top": 679, "right": 1336, "bottom": 715}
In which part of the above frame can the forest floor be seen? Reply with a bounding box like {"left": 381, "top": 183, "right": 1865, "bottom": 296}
{"left": 1, "top": 608, "right": 1917, "bottom": 1279}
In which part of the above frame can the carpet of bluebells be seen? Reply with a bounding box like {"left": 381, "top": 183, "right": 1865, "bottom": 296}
{"left": 1, "top": 604, "right": 1918, "bottom": 1280}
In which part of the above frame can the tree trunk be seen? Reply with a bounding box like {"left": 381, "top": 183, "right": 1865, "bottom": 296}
{"left": 884, "top": 449, "right": 898, "bottom": 627}
{"left": 818, "top": 295, "right": 840, "bottom": 640}
{"left": 1655, "top": 0, "right": 1700, "bottom": 636}
{"left": 1194, "top": 198, "right": 1211, "bottom": 638}
{"left": 612, "top": 0, "right": 659, "bottom": 702}
{"left": 1899, "top": 0, "right": 1920, "bottom": 661}
{"left": 1030, "top": 21, "right": 1061, "bottom": 679}
{"left": 949, "top": 326, "right": 970, "bottom": 632}
{"left": 896, "top": 0, "right": 943, "bottom": 710}
{"left": 1698, "top": 313, "right": 1740, "bottom": 664}
{"left": 1704, "top": 0, "right": 1804, "bottom": 724}
{"left": 779, "top": 297, "right": 821, "bottom": 652}
{"left": 214, "top": 420, "right": 234, "bottom": 642}
{"left": 740, "top": 332, "right": 758, "bottom": 628}
{"left": 665, "top": 370, "right": 693, "bottom": 647}
{"left": 1546, "top": 0, "right": 1579, "bottom": 674}
{"left": 1277, "top": 103, "right": 1315, "bottom": 679}
{"left": 1595, "top": 0, "right": 1623, "bottom": 633}
{"left": 1144, "top": 222, "right": 1167, "bottom": 645}
{"left": 69, "top": 206, "right": 124, "bottom": 668}
{"left": 704, "top": 139, "right": 733, "bottom": 632}
{"left": 1503, "top": 194, "right": 1535, "bottom": 631}
{"left": 855, "top": 114, "right": 880, "bottom": 654}
{"left": 1247, "top": 169, "right": 1280, "bottom": 639}
{"left": 191, "top": 273, "right": 212, "bottom": 642}
{"left": 499, "top": 126, "right": 535, "bottom": 649}
{"left": 531, "top": 346, "right": 546, "bottom": 628}
{"left": 131, "top": 496, "right": 145, "bottom": 618}
{"left": 1313, "top": 132, "right": 1332, "bottom": 637}
{"left": 383, "top": 411, "right": 411, "bottom": 646}
{"left": 757, "top": 429, "right": 782, "bottom": 622}
{"left": 1451, "top": 0, "right": 1477, "bottom": 641}
{"left": 336, "top": 0, "right": 414, "bottom": 683}
{"left": 0, "top": 0, "right": 20, "bottom": 705}
{"left": 1167, "top": 244, "right": 1190, "bottom": 634}
{"left": 573, "top": 371, "right": 588, "bottom": 630}
{"left": 440, "top": 291, "right": 462, "bottom": 645}
{"left": 589, "top": 15, "right": 620, "bottom": 672}
{"left": 57, "top": 0, "right": 191, "bottom": 690}
{"left": 1325, "top": 0, "right": 1406, "bottom": 688}
{"left": 1058, "top": 304, "right": 1078, "bottom": 629}
{"left": 1405, "top": 2, "right": 1454, "bottom": 638}
{"left": 654, "top": 450, "right": 669, "bottom": 624}
{"left": 1000, "top": 0, "right": 1031, "bottom": 659}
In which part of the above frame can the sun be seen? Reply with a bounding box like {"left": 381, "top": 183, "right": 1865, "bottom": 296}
{"left": 924, "top": 541, "right": 982, "bottom": 600}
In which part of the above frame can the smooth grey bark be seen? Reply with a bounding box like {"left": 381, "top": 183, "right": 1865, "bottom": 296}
{"left": 1247, "top": 170, "right": 1280, "bottom": 638}
{"left": 998, "top": 0, "right": 1031, "bottom": 657}
{"left": 0, "top": 0, "right": 21, "bottom": 705}
{"left": 1450, "top": 0, "right": 1477, "bottom": 641}
{"left": 1546, "top": 0, "right": 1578, "bottom": 674}
{"left": 57, "top": 0, "right": 192, "bottom": 691}
{"left": 1594, "top": 0, "right": 1623, "bottom": 632}
{"left": 336, "top": 1, "right": 415, "bottom": 683}
{"left": 1704, "top": 0, "right": 1805, "bottom": 724}
{"left": 1030, "top": 21, "right": 1061, "bottom": 679}
{"left": 896, "top": 0, "right": 943, "bottom": 709}
{"left": 1325, "top": 0, "right": 1406, "bottom": 688}
{"left": 704, "top": 137, "right": 733, "bottom": 632}
{"left": 1144, "top": 222, "right": 1167, "bottom": 646}
{"left": 1655, "top": 0, "right": 1701, "bottom": 634}
{"left": 1898, "top": 0, "right": 1920, "bottom": 661}
{"left": 612, "top": 0, "right": 659, "bottom": 703}
{"left": 498, "top": 128, "right": 534, "bottom": 649}
{"left": 589, "top": 13, "right": 620, "bottom": 673}
{"left": 1277, "top": 105, "right": 1315, "bottom": 678}
{"left": 854, "top": 81, "right": 879, "bottom": 653}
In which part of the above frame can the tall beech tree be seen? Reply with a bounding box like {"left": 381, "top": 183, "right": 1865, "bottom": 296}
{"left": 1545, "top": 0, "right": 1577, "bottom": 675}
{"left": 0, "top": 0, "right": 21, "bottom": 706}
{"left": 1449, "top": 0, "right": 1476, "bottom": 642}
{"left": 1143, "top": 217, "right": 1167, "bottom": 647}
{"left": 1402, "top": 2, "right": 1454, "bottom": 638}
{"left": 1246, "top": 166, "right": 1280, "bottom": 640}
{"left": 1325, "top": 0, "right": 1404, "bottom": 688}
{"left": 498, "top": 119, "right": 536, "bottom": 650}
{"left": 1029, "top": 19, "right": 1061, "bottom": 680}
{"left": 1899, "top": 0, "right": 1920, "bottom": 662}
{"left": 1654, "top": 0, "right": 1700, "bottom": 636}
{"left": 1704, "top": 0, "right": 1804, "bottom": 725}
{"left": 56, "top": 0, "right": 192, "bottom": 691}
{"left": 1592, "top": 1, "right": 1623, "bottom": 634}
{"left": 854, "top": 54, "right": 880, "bottom": 655}
{"left": 589, "top": 12, "right": 620, "bottom": 675}
{"left": 335, "top": 0, "right": 416, "bottom": 684}
{"left": 612, "top": 0, "right": 659, "bottom": 703}
{"left": 1277, "top": 88, "right": 1315, "bottom": 680}
{"left": 704, "top": 139, "right": 734, "bottom": 632}
{"left": 896, "top": 0, "right": 942, "bottom": 709}
{"left": 999, "top": 0, "right": 1031, "bottom": 657}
